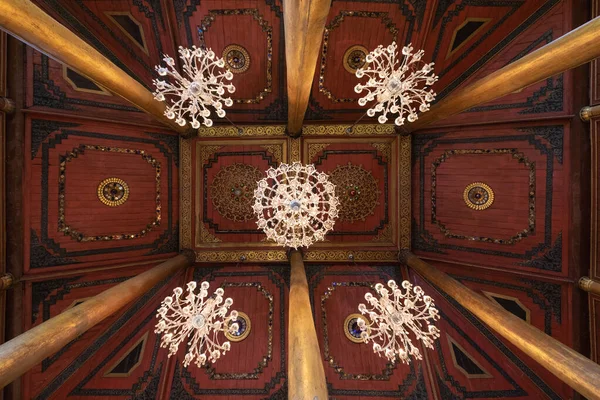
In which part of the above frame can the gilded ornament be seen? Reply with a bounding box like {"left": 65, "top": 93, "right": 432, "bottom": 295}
{"left": 463, "top": 182, "right": 495, "bottom": 211}
{"left": 97, "top": 177, "right": 129, "bottom": 207}
{"left": 308, "top": 143, "right": 330, "bottom": 162}
{"left": 225, "top": 311, "right": 252, "bottom": 342}
{"left": 223, "top": 44, "right": 250, "bottom": 74}
{"left": 180, "top": 138, "right": 192, "bottom": 249}
{"left": 211, "top": 164, "right": 263, "bottom": 222}
{"left": 399, "top": 135, "right": 411, "bottom": 249}
{"left": 329, "top": 163, "right": 380, "bottom": 222}
{"left": 343, "top": 45, "right": 369, "bottom": 74}
{"left": 344, "top": 313, "right": 370, "bottom": 343}
{"left": 260, "top": 144, "right": 283, "bottom": 163}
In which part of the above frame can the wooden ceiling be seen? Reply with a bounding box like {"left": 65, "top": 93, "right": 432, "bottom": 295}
{"left": 7, "top": 0, "right": 593, "bottom": 399}
{"left": 29, "top": 0, "right": 565, "bottom": 124}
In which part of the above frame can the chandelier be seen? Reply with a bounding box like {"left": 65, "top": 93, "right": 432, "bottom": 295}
{"left": 153, "top": 45, "right": 236, "bottom": 128}
{"left": 354, "top": 42, "right": 438, "bottom": 126}
{"left": 357, "top": 280, "right": 440, "bottom": 364}
{"left": 155, "top": 281, "right": 239, "bottom": 368}
{"left": 252, "top": 162, "right": 339, "bottom": 249}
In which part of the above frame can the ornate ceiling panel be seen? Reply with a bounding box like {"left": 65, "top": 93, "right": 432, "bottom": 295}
{"left": 309, "top": 264, "right": 434, "bottom": 398}
{"left": 26, "top": 48, "right": 156, "bottom": 126}
{"left": 410, "top": 269, "right": 573, "bottom": 399}
{"left": 433, "top": 0, "right": 570, "bottom": 126}
{"left": 412, "top": 122, "right": 565, "bottom": 276}
{"left": 32, "top": 0, "right": 177, "bottom": 89}
{"left": 22, "top": 266, "right": 184, "bottom": 399}
{"left": 164, "top": 265, "right": 288, "bottom": 399}
{"left": 26, "top": 115, "right": 179, "bottom": 272}
{"left": 172, "top": 0, "right": 286, "bottom": 123}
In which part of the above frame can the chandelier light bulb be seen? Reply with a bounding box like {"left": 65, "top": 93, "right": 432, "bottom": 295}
{"left": 354, "top": 42, "right": 438, "bottom": 126}
{"left": 155, "top": 280, "right": 239, "bottom": 368}
{"left": 357, "top": 279, "right": 441, "bottom": 364}
{"left": 153, "top": 46, "right": 236, "bottom": 128}
{"left": 252, "top": 162, "right": 339, "bottom": 249}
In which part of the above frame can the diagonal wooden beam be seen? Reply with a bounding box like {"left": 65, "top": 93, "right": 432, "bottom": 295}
{"left": 284, "top": 0, "right": 331, "bottom": 136}
{"left": 403, "top": 252, "right": 600, "bottom": 400}
{"left": 407, "top": 15, "right": 600, "bottom": 132}
{"left": 0, "top": 252, "right": 193, "bottom": 388}
{"left": 0, "top": 0, "right": 186, "bottom": 133}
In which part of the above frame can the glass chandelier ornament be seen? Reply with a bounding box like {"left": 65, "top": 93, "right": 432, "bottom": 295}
{"left": 354, "top": 42, "right": 438, "bottom": 126}
{"left": 357, "top": 280, "right": 441, "bottom": 364}
{"left": 153, "top": 45, "right": 236, "bottom": 128}
{"left": 155, "top": 281, "right": 239, "bottom": 368}
{"left": 252, "top": 162, "right": 339, "bottom": 249}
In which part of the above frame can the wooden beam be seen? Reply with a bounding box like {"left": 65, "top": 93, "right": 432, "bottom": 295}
{"left": 0, "top": 0, "right": 185, "bottom": 132}
{"left": 403, "top": 252, "right": 600, "bottom": 400}
{"left": 288, "top": 250, "right": 328, "bottom": 399}
{"left": 580, "top": 277, "right": 600, "bottom": 296}
{"left": 580, "top": 104, "right": 600, "bottom": 121}
{"left": 408, "top": 15, "right": 600, "bottom": 132}
{"left": 283, "top": 0, "right": 331, "bottom": 135}
{"left": 0, "top": 252, "right": 193, "bottom": 388}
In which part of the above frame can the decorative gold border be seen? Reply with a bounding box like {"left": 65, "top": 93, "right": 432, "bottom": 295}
{"left": 225, "top": 311, "right": 251, "bottom": 342}
{"left": 399, "top": 135, "right": 411, "bottom": 249}
{"left": 196, "top": 125, "right": 285, "bottom": 137}
{"left": 482, "top": 291, "right": 531, "bottom": 323}
{"left": 195, "top": 139, "right": 286, "bottom": 249}
{"left": 222, "top": 44, "right": 250, "bottom": 74}
{"left": 304, "top": 250, "right": 398, "bottom": 262}
{"left": 463, "top": 182, "right": 495, "bottom": 211}
{"left": 446, "top": 18, "right": 491, "bottom": 60}
{"left": 447, "top": 334, "right": 493, "bottom": 379}
{"left": 302, "top": 124, "right": 395, "bottom": 136}
{"left": 343, "top": 45, "right": 369, "bottom": 74}
{"left": 104, "top": 331, "right": 149, "bottom": 377}
{"left": 180, "top": 138, "right": 192, "bottom": 249}
{"left": 195, "top": 250, "right": 287, "bottom": 262}
{"left": 302, "top": 137, "right": 398, "bottom": 249}
{"left": 97, "top": 177, "right": 130, "bottom": 207}
{"left": 62, "top": 65, "right": 112, "bottom": 96}
{"left": 343, "top": 313, "right": 370, "bottom": 343}
{"left": 105, "top": 11, "right": 150, "bottom": 55}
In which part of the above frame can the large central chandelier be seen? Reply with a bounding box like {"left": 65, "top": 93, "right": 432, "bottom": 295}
{"left": 155, "top": 281, "right": 239, "bottom": 368}
{"left": 357, "top": 280, "right": 440, "bottom": 364}
{"left": 153, "top": 45, "right": 236, "bottom": 128}
{"left": 253, "top": 162, "right": 339, "bottom": 249}
{"left": 354, "top": 42, "right": 438, "bottom": 126}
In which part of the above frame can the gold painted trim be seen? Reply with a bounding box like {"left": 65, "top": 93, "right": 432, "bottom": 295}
{"left": 104, "top": 11, "right": 150, "bottom": 55}
{"left": 180, "top": 138, "right": 192, "bottom": 250}
{"left": 225, "top": 311, "right": 251, "bottom": 342}
{"left": 343, "top": 45, "right": 369, "bottom": 74}
{"left": 399, "top": 135, "right": 411, "bottom": 249}
{"left": 222, "top": 44, "right": 250, "bottom": 74}
{"left": 62, "top": 65, "right": 112, "bottom": 96}
{"left": 463, "top": 182, "right": 494, "bottom": 211}
{"left": 446, "top": 18, "right": 491, "bottom": 60}
{"left": 195, "top": 250, "right": 287, "bottom": 262}
{"left": 343, "top": 313, "right": 370, "bottom": 343}
{"left": 447, "top": 334, "right": 493, "bottom": 379}
{"left": 482, "top": 291, "right": 531, "bottom": 323}
{"left": 97, "top": 177, "right": 129, "bottom": 207}
{"left": 303, "top": 250, "right": 398, "bottom": 262}
{"left": 197, "top": 125, "right": 286, "bottom": 137}
{"left": 104, "top": 331, "right": 149, "bottom": 377}
{"left": 302, "top": 124, "right": 395, "bottom": 136}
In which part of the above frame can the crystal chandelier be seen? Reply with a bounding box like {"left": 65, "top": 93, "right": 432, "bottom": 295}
{"left": 354, "top": 42, "right": 438, "bottom": 126}
{"left": 357, "top": 280, "right": 440, "bottom": 364}
{"left": 153, "top": 45, "right": 236, "bottom": 128}
{"left": 155, "top": 281, "right": 239, "bottom": 368}
{"left": 252, "top": 162, "right": 339, "bottom": 249}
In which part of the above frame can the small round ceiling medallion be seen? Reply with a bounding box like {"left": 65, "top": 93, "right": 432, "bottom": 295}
{"left": 225, "top": 311, "right": 251, "bottom": 342}
{"left": 344, "top": 313, "right": 370, "bottom": 343}
{"left": 343, "top": 45, "right": 369, "bottom": 74}
{"left": 97, "top": 178, "right": 129, "bottom": 207}
{"left": 223, "top": 44, "right": 250, "bottom": 74}
{"left": 463, "top": 182, "right": 494, "bottom": 211}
